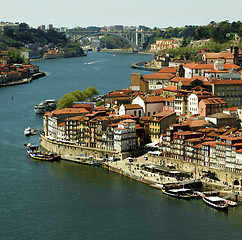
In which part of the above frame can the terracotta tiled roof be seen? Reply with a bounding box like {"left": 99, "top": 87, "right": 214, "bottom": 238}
{"left": 186, "top": 119, "right": 210, "bottom": 128}
{"left": 211, "top": 79, "right": 242, "bottom": 85}
{"left": 164, "top": 96, "right": 175, "bottom": 102}
{"left": 203, "top": 52, "right": 234, "bottom": 59}
{"left": 145, "top": 95, "right": 165, "bottom": 103}
{"left": 158, "top": 67, "right": 177, "bottom": 73}
{"left": 224, "top": 107, "right": 238, "bottom": 111}
{"left": 125, "top": 104, "right": 143, "bottom": 110}
{"left": 202, "top": 141, "right": 217, "bottom": 147}
{"left": 51, "top": 108, "right": 89, "bottom": 116}
{"left": 162, "top": 86, "right": 177, "bottom": 92}
{"left": 153, "top": 88, "right": 163, "bottom": 94}
{"left": 140, "top": 116, "right": 153, "bottom": 121}
{"left": 143, "top": 72, "right": 174, "bottom": 80}
{"left": 184, "top": 62, "right": 214, "bottom": 69}
{"left": 170, "top": 77, "right": 186, "bottom": 82}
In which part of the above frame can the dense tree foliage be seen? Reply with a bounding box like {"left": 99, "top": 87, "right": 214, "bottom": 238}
{"left": 57, "top": 87, "right": 99, "bottom": 110}
{"left": 0, "top": 22, "right": 68, "bottom": 51}
{"left": 144, "top": 21, "right": 242, "bottom": 50}
{"left": 102, "top": 34, "right": 131, "bottom": 49}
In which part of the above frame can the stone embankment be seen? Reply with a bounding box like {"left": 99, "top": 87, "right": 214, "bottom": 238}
{"left": 0, "top": 72, "right": 46, "bottom": 87}
{"left": 40, "top": 134, "right": 242, "bottom": 202}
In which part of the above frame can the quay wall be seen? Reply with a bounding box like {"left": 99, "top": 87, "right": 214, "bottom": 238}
{"left": 148, "top": 155, "right": 242, "bottom": 188}
{"left": 40, "top": 134, "right": 119, "bottom": 160}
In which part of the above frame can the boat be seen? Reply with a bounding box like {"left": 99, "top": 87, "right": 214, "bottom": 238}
{"left": 34, "top": 99, "right": 57, "bottom": 114}
{"left": 202, "top": 194, "right": 228, "bottom": 210}
{"left": 25, "top": 144, "right": 60, "bottom": 161}
{"left": 149, "top": 183, "right": 164, "bottom": 190}
{"left": 161, "top": 185, "right": 193, "bottom": 199}
{"left": 24, "top": 127, "right": 31, "bottom": 136}
{"left": 225, "top": 200, "right": 237, "bottom": 207}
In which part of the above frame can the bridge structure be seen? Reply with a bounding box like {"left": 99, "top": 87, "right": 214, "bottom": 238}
{"left": 65, "top": 30, "right": 154, "bottom": 51}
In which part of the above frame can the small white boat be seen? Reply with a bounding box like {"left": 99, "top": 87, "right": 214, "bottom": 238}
{"left": 202, "top": 195, "right": 228, "bottom": 210}
{"left": 24, "top": 127, "right": 31, "bottom": 136}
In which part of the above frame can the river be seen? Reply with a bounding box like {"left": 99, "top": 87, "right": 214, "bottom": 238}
{"left": 0, "top": 52, "right": 242, "bottom": 240}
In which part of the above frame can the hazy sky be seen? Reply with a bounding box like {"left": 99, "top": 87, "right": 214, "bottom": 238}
{"left": 1, "top": 0, "right": 241, "bottom": 29}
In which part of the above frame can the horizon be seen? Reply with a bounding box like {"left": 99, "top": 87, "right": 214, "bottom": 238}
{"left": 1, "top": 0, "right": 241, "bottom": 30}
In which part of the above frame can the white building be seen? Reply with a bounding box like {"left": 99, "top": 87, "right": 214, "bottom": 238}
{"left": 114, "top": 119, "right": 136, "bottom": 152}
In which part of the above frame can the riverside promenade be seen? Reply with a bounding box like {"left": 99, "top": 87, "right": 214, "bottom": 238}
{"left": 61, "top": 153, "right": 242, "bottom": 202}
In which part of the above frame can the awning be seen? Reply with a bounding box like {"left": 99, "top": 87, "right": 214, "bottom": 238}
{"left": 148, "top": 151, "right": 162, "bottom": 155}
{"left": 145, "top": 141, "right": 159, "bottom": 148}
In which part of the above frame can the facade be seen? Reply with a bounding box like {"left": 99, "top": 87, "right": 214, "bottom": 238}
{"left": 210, "top": 79, "right": 242, "bottom": 106}
{"left": 151, "top": 39, "right": 179, "bottom": 52}
{"left": 205, "top": 113, "right": 238, "bottom": 128}
{"left": 114, "top": 119, "right": 136, "bottom": 152}
{"left": 149, "top": 111, "right": 177, "bottom": 143}
{"left": 119, "top": 104, "right": 144, "bottom": 118}
{"left": 183, "top": 62, "right": 240, "bottom": 79}
{"left": 199, "top": 98, "right": 227, "bottom": 117}
{"left": 143, "top": 72, "right": 174, "bottom": 90}
{"left": 130, "top": 73, "right": 148, "bottom": 92}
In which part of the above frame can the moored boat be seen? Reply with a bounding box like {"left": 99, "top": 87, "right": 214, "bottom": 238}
{"left": 161, "top": 186, "right": 193, "bottom": 199}
{"left": 34, "top": 99, "right": 57, "bottom": 114}
{"left": 24, "top": 127, "right": 31, "bottom": 136}
{"left": 25, "top": 144, "right": 60, "bottom": 161}
{"left": 202, "top": 194, "right": 228, "bottom": 210}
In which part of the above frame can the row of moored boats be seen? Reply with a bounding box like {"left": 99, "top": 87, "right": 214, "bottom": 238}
{"left": 151, "top": 183, "right": 237, "bottom": 210}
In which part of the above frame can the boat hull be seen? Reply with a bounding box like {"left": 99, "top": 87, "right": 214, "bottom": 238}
{"left": 161, "top": 189, "right": 192, "bottom": 199}
{"left": 202, "top": 196, "right": 228, "bottom": 210}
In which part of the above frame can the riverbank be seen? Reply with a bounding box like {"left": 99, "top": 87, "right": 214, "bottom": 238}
{"left": 131, "top": 61, "right": 159, "bottom": 71}
{"left": 0, "top": 72, "right": 46, "bottom": 88}
{"left": 58, "top": 152, "right": 241, "bottom": 202}
{"left": 40, "top": 134, "right": 241, "bottom": 201}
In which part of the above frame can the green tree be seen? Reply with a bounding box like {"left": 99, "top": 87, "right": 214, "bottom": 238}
{"left": 57, "top": 87, "right": 99, "bottom": 110}
{"left": 57, "top": 94, "right": 77, "bottom": 109}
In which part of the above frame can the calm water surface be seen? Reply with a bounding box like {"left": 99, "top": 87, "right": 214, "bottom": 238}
{"left": 0, "top": 52, "right": 242, "bottom": 240}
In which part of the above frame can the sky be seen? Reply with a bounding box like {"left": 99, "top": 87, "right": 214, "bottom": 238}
{"left": 1, "top": 0, "right": 241, "bottom": 29}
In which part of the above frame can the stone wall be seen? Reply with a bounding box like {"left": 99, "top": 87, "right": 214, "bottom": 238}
{"left": 148, "top": 155, "right": 242, "bottom": 186}
{"left": 40, "top": 134, "right": 119, "bottom": 159}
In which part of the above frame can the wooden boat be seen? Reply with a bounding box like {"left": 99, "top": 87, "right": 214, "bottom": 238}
{"left": 202, "top": 194, "right": 228, "bottom": 210}
{"left": 25, "top": 144, "right": 60, "bottom": 161}
{"left": 225, "top": 200, "right": 237, "bottom": 207}
{"left": 161, "top": 186, "right": 193, "bottom": 199}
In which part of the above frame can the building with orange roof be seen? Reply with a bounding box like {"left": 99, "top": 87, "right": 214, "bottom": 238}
{"left": 131, "top": 94, "right": 166, "bottom": 117}
{"left": 119, "top": 104, "right": 144, "bottom": 118}
{"left": 202, "top": 46, "right": 241, "bottom": 65}
{"left": 199, "top": 97, "right": 227, "bottom": 117}
{"left": 149, "top": 111, "right": 176, "bottom": 142}
{"left": 44, "top": 108, "right": 91, "bottom": 140}
{"left": 143, "top": 72, "right": 175, "bottom": 90}
{"left": 158, "top": 67, "right": 177, "bottom": 74}
{"left": 183, "top": 59, "right": 240, "bottom": 79}
{"left": 162, "top": 86, "right": 177, "bottom": 98}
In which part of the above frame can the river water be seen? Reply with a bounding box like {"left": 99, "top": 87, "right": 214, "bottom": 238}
{"left": 1, "top": 52, "right": 242, "bottom": 240}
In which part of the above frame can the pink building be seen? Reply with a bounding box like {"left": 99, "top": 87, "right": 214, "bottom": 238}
{"left": 198, "top": 98, "right": 228, "bottom": 117}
